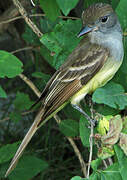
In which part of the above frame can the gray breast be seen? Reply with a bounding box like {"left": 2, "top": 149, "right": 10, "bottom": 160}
{"left": 89, "top": 30, "right": 124, "bottom": 62}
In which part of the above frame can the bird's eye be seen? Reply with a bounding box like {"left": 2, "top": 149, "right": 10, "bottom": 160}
{"left": 101, "top": 16, "right": 108, "bottom": 23}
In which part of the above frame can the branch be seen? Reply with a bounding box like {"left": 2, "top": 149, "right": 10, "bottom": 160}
{"left": 19, "top": 74, "right": 41, "bottom": 97}
{"left": 11, "top": 46, "right": 34, "bottom": 54}
{"left": 30, "top": 0, "right": 36, "bottom": 7}
{"left": 0, "top": 73, "right": 39, "bottom": 123}
{"left": 87, "top": 124, "right": 94, "bottom": 178}
{"left": 0, "top": 13, "right": 79, "bottom": 27}
{"left": 54, "top": 114, "right": 87, "bottom": 177}
{"left": 12, "top": 0, "right": 43, "bottom": 37}
{"left": 87, "top": 100, "right": 94, "bottom": 178}
{"left": 0, "top": 0, "right": 28, "bottom": 33}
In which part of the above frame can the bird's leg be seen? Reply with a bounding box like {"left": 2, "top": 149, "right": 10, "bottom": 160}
{"left": 72, "top": 104, "right": 96, "bottom": 126}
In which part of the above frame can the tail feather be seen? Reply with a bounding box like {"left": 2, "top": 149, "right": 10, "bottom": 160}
{"left": 5, "top": 108, "right": 45, "bottom": 177}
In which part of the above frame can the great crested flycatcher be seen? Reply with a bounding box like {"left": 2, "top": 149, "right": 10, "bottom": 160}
{"left": 5, "top": 3, "right": 124, "bottom": 176}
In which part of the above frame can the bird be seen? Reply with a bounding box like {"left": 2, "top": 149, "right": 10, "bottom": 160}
{"left": 5, "top": 3, "right": 124, "bottom": 177}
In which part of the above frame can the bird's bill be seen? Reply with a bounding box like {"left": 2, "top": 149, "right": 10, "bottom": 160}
{"left": 78, "top": 25, "right": 98, "bottom": 37}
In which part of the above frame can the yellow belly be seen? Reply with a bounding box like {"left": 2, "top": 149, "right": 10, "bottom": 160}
{"left": 71, "top": 57, "right": 122, "bottom": 105}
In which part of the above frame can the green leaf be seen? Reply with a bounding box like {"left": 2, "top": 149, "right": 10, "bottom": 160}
{"left": 89, "top": 172, "right": 100, "bottom": 180}
{"left": 111, "top": 0, "right": 120, "bottom": 9}
{"left": 94, "top": 104, "right": 119, "bottom": 116}
{"left": 22, "top": 25, "right": 40, "bottom": 45}
{"left": 90, "top": 163, "right": 121, "bottom": 180}
{"left": 40, "top": 19, "right": 81, "bottom": 69}
{"left": 56, "top": 0, "right": 79, "bottom": 16}
{"left": 102, "top": 163, "right": 122, "bottom": 180}
{"left": 112, "top": 41, "right": 127, "bottom": 91}
{"left": 40, "top": 18, "right": 60, "bottom": 34}
{"left": 79, "top": 116, "right": 90, "bottom": 147}
{"left": 14, "top": 92, "right": 34, "bottom": 111}
{"left": 0, "top": 50, "right": 23, "bottom": 78}
{"left": 59, "top": 119, "right": 79, "bottom": 137}
{"left": 119, "top": 37, "right": 127, "bottom": 77}
{"left": 114, "top": 145, "right": 127, "bottom": 180}
{"left": 0, "top": 142, "right": 20, "bottom": 164}
{"left": 98, "top": 146, "right": 114, "bottom": 160}
{"left": 0, "top": 86, "right": 7, "bottom": 98}
{"left": 0, "top": 162, "right": 8, "bottom": 178}
{"left": 91, "top": 158, "right": 102, "bottom": 171}
{"left": 40, "top": 0, "right": 61, "bottom": 21}
{"left": 63, "top": 103, "right": 81, "bottom": 120}
{"left": 10, "top": 111, "right": 22, "bottom": 123}
{"left": 71, "top": 176, "right": 86, "bottom": 180}
{"left": 39, "top": 45, "right": 54, "bottom": 67}
{"left": 9, "top": 155, "right": 48, "bottom": 180}
{"left": 116, "top": 0, "right": 127, "bottom": 30}
{"left": 112, "top": 38, "right": 127, "bottom": 91}
{"left": 32, "top": 72, "right": 50, "bottom": 84}
{"left": 92, "top": 82, "right": 127, "bottom": 110}
{"left": 32, "top": 71, "right": 45, "bottom": 78}
{"left": 32, "top": 72, "right": 51, "bottom": 86}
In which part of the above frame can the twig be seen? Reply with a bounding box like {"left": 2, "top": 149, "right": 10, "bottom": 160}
{"left": 19, "top": 74, "right": 41, "bottom": 97}
{"left": 0, "top": 0, "right": 28, "bottom": 33}
{"left": 0, "top": 72, "right": 40, "bottom": 123}
{"left": 11, "top": 46, "right": 34, "bottom": 54}
{"left": 12, "top": 0, "right": 42, "bottom": 37}
{"left": 68, "top": 137, "right": 87, "bottom": 177}
{"left": 0, "top": 16, "right": 26, "bottom": 25}
{"left": 0, "top": 14, "right": 79, "bottom": 26}
{"left": 102, "top": 160, "right": 108, "bottom": 168}
{"left": 87, "top": 124, "right": 94, "bottom": 178}
{"left": 30, "top": 0, "right": 36, "bottom": 7}
{"left": 54, "top": 114, "right": 87, "bottom": 177}
{"left": 87, "top": 100, "right": 94, "bottom": 178}
{"left": 0, "top": 73, "right": 41, "bottom": 123}
{"left": 108, "top": 157, "right": 113, "bottom": 166}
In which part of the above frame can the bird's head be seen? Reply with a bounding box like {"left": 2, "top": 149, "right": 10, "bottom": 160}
{"left": 78, "top": 3, "right": 121, "bottom": 38}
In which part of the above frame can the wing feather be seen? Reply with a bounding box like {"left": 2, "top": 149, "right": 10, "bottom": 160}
{"left": 5, "top": 38, "right": 110, "bottom": 177}
{"left": 33, "top": 38, "right": 109, "bottom": 120}
{"left": 42, "top": 79, "right": 82, "bottom": 120}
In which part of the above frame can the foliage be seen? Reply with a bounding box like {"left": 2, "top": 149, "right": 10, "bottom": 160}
{"left": 92, "top": 82, "right": 127, "bottom": 110}
{"left": 0, "top": 50, "right": 23, "bottom": 78}
{"left": 9, "top": 155, "right": 48, "bottom": 180}
{"left": 59, "top": 119, "right": 79, "bottom": 137}
{"left": 40, "top": 19, "right": 81, "bottom": 69}
{"left": 0, "top": 0, "right": 127, "bottom": 180}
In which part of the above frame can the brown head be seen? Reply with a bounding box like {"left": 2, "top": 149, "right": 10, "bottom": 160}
{"left": 82, "top": 3, "right": 113, "bottom": 26}
{"left": 78, "top": 3, "right": 123, "bottom": 61}
{"left": 78, "top": 3, "right": 121, "bottom": 37}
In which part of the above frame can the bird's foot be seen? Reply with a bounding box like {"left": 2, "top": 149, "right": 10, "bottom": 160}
{"left": 72, "top": 104, "right": 96, "bottom": 126}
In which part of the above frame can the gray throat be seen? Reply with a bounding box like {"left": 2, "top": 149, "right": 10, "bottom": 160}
{"left": 89, "top": 29, "right": 124, "bottom": 62}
